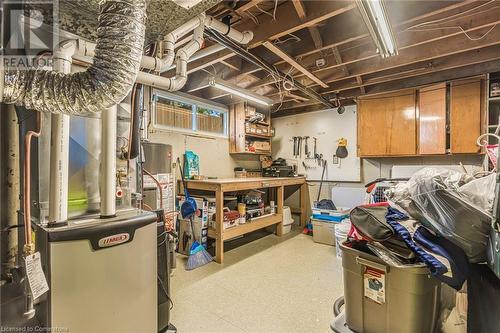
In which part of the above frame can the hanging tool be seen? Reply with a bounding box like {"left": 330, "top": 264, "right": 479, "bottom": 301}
{"left": 298, "top": 137, "right": 303, "bottom": 158}
{"left": 317, "top": 160, "right": 327, "bottom": 202}
{"left": 304, "top": 136, "right": 310, "bottom": 158}
{"left": 313, "top": 137, "right": 317, "bottom": 158}
{"left": 336, "top": 137, "right": 348, "bottom": 159}
{"left": 292, "top": 137, "right": 297, "bottom": 157}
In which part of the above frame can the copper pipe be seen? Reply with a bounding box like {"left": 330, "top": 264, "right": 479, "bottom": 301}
{"left": 23, "top": 112, "right": 41, "bottom": 254}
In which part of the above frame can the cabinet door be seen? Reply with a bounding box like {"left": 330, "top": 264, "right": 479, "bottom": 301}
{"left": 358, "top": 90, "right": 417, "bottom": 156}
{"left": 419, "top": 83, "right": 446, "bottom": 155}
{"left": 450, "top": 78, "right": 483, "bottom": 153}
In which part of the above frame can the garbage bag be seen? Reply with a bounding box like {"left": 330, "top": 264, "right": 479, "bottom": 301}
{"left": 390, "top": 168, "right": 492, "bottom": 263}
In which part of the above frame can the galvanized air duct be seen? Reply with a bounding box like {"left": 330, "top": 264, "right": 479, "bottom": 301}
{"left": 0, "top": 0, "right": 147, "bottom": 116}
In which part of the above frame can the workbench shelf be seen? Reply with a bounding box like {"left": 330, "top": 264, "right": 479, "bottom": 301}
{"left": 207, "top": 213, "right": 283, "bottom": 240}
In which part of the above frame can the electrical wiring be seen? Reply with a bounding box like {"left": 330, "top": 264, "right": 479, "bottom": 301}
{"left": 255, "top": 0, "right": 278, "bottom": 21}
{"left": 405, "top": 1, "right": 499, "bottom": 41}
{"left": 273, "top": 34, "right": 301, "bottom": 45}
{"left": 204, "top": 28, "right": 334, "bottom": 108}
{"left": 405, "top": 0, "right": 496, "bottom": 31}
{"left": 407, "top": 23, "right": 498, "bottom": 41}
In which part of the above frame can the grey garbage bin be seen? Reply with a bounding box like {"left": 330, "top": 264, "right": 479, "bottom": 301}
{"left": 341, "top": 242, "right": 441, "bottom": 333}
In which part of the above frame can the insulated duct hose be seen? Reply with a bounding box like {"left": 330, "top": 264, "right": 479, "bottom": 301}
{"left": 0, "top": 0, "right": 147, "bottom": 116}
{"left": 127, "top": 83, "right": 143, "bottom": 160}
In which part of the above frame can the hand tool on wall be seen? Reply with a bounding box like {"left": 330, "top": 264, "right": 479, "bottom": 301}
{"left": 292, "top": 136, "right": 298, "bottom": 157}
{"left": 317, "top": 160, "right": 327, "bottom": 202}
{"left": 298, "top": 137, "right": 303, "bottom": 158}
{"left": 313, "top": 137, "right": 317, "bottom": 158}
{"left": 336, "top": 137, "right": 348, "bottom": 159}
{"left": 304, "top": 136, "right": 310, "bottom": 158}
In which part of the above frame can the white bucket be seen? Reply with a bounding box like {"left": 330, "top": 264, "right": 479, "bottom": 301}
{"left": 335, "top": 219, "right": 351, "bottom": 259}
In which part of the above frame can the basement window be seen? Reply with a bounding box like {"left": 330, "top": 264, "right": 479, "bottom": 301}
{"left": 152, "top": 90, "right": 228, "bottom": 137}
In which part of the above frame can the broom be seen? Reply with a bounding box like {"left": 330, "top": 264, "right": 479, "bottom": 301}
{"left": 177, "top": 157, "right": 213, "bottom": 270}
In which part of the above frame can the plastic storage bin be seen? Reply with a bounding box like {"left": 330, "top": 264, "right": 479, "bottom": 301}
{"left": 340, "top": 242, "right": 441, "bottom": 333}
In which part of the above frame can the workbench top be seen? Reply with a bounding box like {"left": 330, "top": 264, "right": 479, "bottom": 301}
{"left": 185, "top": 176, "right": 306, "bottom": 184}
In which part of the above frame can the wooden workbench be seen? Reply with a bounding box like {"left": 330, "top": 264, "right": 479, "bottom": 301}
{"left": 182, "top": 177, "right": 308, "bottom": 263}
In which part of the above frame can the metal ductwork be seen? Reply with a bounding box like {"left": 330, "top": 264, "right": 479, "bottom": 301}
{"left": 0, "top": 0, "right": 147, "bottom": 116}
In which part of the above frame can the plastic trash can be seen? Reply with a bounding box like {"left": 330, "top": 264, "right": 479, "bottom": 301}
{"left": 340, "top": 242, "right": 441, "bottom": 333}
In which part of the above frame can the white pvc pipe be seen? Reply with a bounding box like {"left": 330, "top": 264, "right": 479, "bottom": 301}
{"left": 136, "top": 24, "right": 205, "bottom": 92}
{"left": 204, "top": 16, "right": 254, "bottom": 44}
{"left": 100, "top": 105, "right": 117, "bottom": 218}
{"left": 48, "top": 41, "right": 76, "bottom": 223}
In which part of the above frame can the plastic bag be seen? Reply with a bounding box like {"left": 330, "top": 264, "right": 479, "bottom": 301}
{"left": 396, "top": 168, "right": 492, "bottom": 263}
{"left": 457, "top": 173, "right": 496, "bottom": 213}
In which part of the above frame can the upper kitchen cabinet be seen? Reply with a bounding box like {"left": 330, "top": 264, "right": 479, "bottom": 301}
{"left": 357, "top": 90, "right": 417, "bottom": 157}
{"left": 357, "top": 77, "right": 486, "bottom": 158}
{"left": 450, "top": 78, "right": 484, "bottom": 154}
{"left": 419, "top": 83, "right": 447, "bottom": 155}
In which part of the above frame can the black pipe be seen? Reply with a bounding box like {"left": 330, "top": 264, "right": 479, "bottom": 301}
{"left": 126, "top": 84, "right": 144, "bottom": 160}
{"left": 204, "top": 29, "right": 334, "bottom": 109}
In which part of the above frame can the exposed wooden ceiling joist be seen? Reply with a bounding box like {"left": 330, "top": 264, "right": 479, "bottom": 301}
{"left": 254, "top": 6, "right": 500, "bottom": 89}
{"left": 190, "top": 0, "right": 491, "bottom": 97}
{"left": 262, "top": 41, "right": 329, "bottom": 88}
{"left": 177, "top": 1, "right": 356, "bottom": 76}
{"left": 235, "top": 0, "right": 265, "bottom": 14}
{"left": 274, "top": 58, "right": 500, "bottom": 118}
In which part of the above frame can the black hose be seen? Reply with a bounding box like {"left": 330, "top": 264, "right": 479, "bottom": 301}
{"left": 333, "top": 296, "right": 345, "bottom": 317}
{"left": 126, "top": 83, "right": 144, "bottom": 160}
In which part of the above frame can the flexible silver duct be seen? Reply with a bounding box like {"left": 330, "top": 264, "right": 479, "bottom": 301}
{"left": 0, "top": 0, "right": 147, "bottom": 116}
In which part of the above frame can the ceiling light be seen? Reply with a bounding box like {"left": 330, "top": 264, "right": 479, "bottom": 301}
{"left": 208, "top": 77, "right": 274, "bottom": 106}
{"left": 356, "top": 0, "right": 398, "bottom": 58}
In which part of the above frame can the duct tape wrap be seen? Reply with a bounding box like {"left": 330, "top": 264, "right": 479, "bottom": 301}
{"left": 1, "top": 0, "right": 147, "bottom": 116}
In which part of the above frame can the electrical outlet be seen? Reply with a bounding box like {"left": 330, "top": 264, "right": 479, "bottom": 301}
{"left": 316, "top": 58, "right": 326, "bottom": 67}
{"left": 332, "top": 155, "right": 339, "bottom": 165}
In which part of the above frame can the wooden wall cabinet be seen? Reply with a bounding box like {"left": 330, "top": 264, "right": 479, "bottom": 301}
{"left": 357, "top": 90, "right": 417, "bottom": 156}
{"left": 419, "top": 83, "right": 447, "bottom": 155}
{"left": 450, "top": 78, "right": 483, "bottom": 154}
{"left": 357, "top": 77, "right": 485, "bottom": 157}
{"left": 229, "top": 102, "right": 272, "bottom": 155}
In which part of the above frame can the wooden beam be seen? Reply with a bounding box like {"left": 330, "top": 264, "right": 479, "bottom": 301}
{"left": 356, "top": 76, "right": 365, "bottom": 94}
{"left": 322, "top": 44, "right": 500, "bottom": 94}
{"left": 187, "top": 50, "right": 236, "bottom": 74}
{"left": 256, "top": 7, "right": 500, "bottom": 89}
{"left": 275, "top": 59, "right": 500, "bottom": 117}
{"left": 235, "top": 0, "right": 265, "bottom": 14}
{"left": 247, "top": 0, "right": 497, "bottom": 84}
{"left": 263, "top": 41, "right": 329, "bottom": 88}
{"left": 292, "top": 0, "right": 323, "bottom": 48}
{"left": 182, "top": 1, "right": 356, "bottom": 75}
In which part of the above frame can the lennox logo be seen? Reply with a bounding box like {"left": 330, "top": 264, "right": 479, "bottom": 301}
{"left": 98, "top": 233, "right": 130, "bottom": 248}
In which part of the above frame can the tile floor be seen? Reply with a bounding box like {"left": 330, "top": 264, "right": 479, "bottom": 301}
{"left": 170, "top": 229, "right": 344, "bottom": 333}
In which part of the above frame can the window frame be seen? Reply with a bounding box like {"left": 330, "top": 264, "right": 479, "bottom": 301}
{"left": 152, "top": 89, "right": 229, "bottom": 138}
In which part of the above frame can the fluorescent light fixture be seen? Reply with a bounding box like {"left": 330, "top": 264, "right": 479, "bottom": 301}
{"left": 209, "top": 77, "right": 274, "bottom": 106}
{"left": 356, "top": 0, "right": 398, "bottom": 58}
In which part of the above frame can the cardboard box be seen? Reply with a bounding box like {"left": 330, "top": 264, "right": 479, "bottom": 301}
{"left": 251, "top": 141, "right": 271, "bottom": 151}
{"left": 312, "top": 219, "right": 336, "bottom": 246}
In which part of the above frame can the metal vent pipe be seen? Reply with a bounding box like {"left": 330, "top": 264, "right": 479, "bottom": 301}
{"left": 0, "top": 0, "right": 147, "bottom": 116}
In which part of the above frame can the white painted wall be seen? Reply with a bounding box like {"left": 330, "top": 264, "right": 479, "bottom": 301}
{"left": 144, "top": 87, "right": 260, "bottom": 179}
{"left": 272, "top": 106, "right": 360, "bottom": 181}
